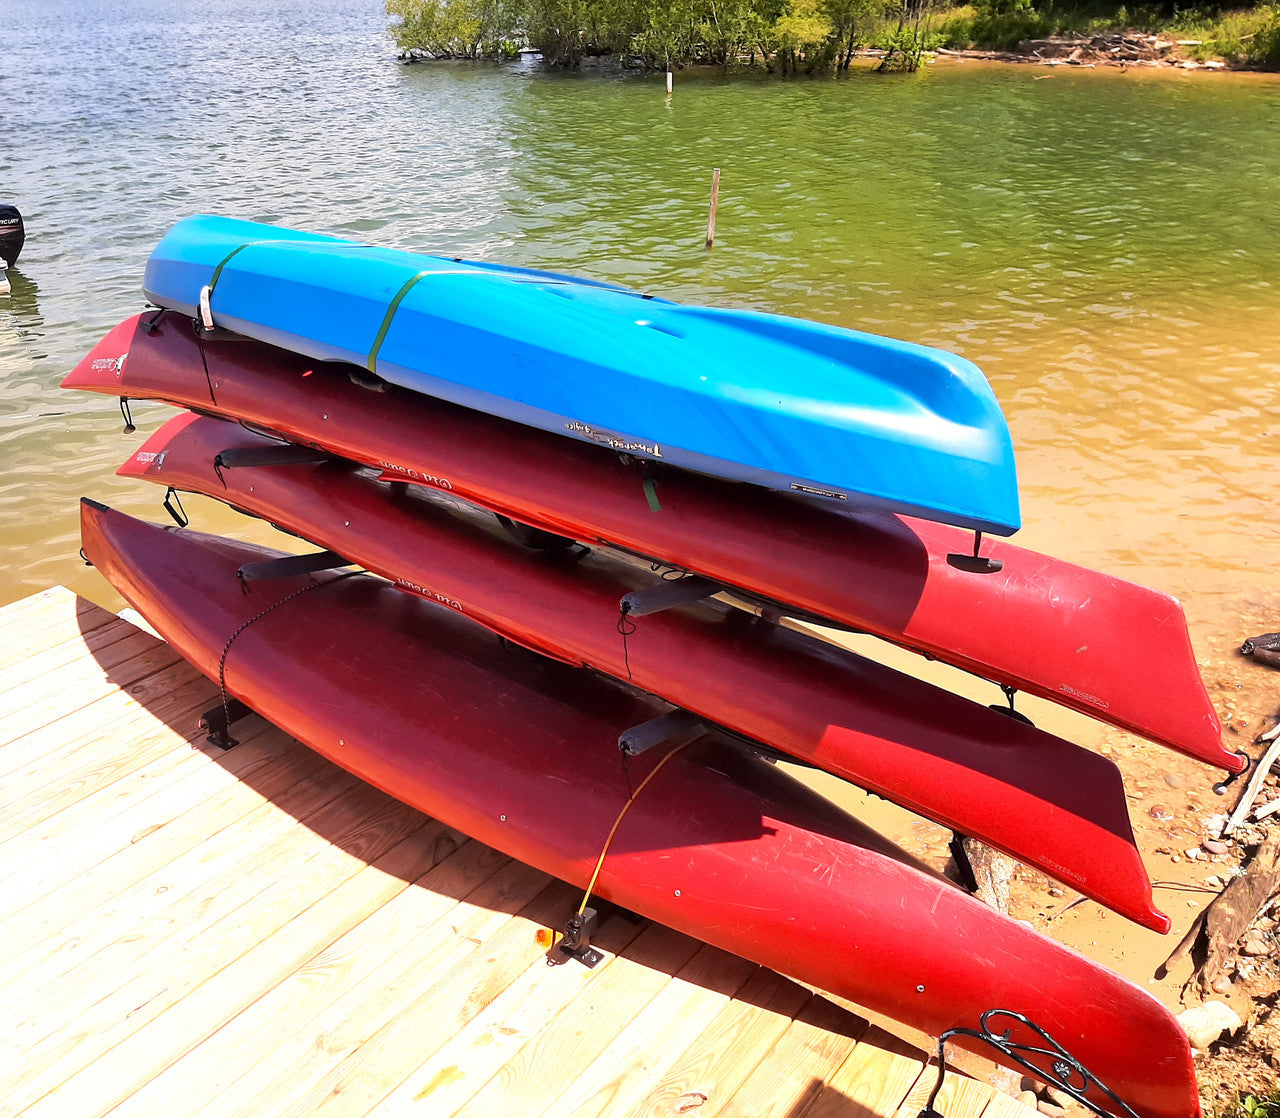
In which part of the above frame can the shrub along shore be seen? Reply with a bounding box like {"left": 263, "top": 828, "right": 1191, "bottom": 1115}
{"left": 387, "top": 0, "right": 1280, "bottom": 72}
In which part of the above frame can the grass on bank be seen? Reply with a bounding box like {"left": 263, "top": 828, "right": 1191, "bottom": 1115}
{"left": 1228, "top": 1090, "right": 1280, "bottom": 1118}
{"left": 388, "top": 0, "right": 1280, "bottom": 70}
{"left": 927, "top": 0, "right": 1280, "bottom": 61}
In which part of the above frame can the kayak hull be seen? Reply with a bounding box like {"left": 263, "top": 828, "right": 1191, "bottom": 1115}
{"left": 64, "top": 313, "right": 1234, "bottom": 773}
{"left": 78, "top": 501, "right": 1199, "bottom": 1118}
{"left": 119, "top": 410, "right": 1165, "bottom": 931}
{"left": 140, "top": 215, "right": 1021, "bottom": 535}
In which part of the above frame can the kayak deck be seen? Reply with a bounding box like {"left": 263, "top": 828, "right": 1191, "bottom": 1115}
{"left": 0, "top": 587, "right": 1031, "bottom": 1118}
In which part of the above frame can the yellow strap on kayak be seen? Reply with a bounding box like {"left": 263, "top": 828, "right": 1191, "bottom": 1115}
{"left": 576, "top": 737, "right": 693, "bottom": 917}
{"left": 367, "top": 269, "right": 432, "bottom": 374}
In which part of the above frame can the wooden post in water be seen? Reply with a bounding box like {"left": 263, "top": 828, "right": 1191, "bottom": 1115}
{"left": 666, "top": 70, "right": 673, "bottom": 96}
{"left": 705, "top": 168, "right": 721, "bottom": 249}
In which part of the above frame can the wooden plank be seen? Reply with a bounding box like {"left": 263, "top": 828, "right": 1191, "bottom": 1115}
{"left": 0, "top": 584, "right": 77, "bottom": 625}
{"left": 108, "top": 837, "right": 520, "bottom": 1118}
{"left": 0, "top": 713, "right": 278, "bottom": 899}
{"left": 895, "top": 1062, "right": 992, "bottom": 1118}
{"left": 0, "top": 594, "right": 119, "bottom": 671}
{"left": 627, "top": 964, "right": 815, "bottom": 1117}
{"left": 0, "top": 721, "right": 300, "bottom": 920}
{"left": 11, "top": 812, "right": 445, "bottom": 1118}
{"left": 537, "top": 946, "right": 761, "bottom": 1118}
{"left": 0, "top": 637, "right": 181, "bottom": 747}
{"left": 718, "top": 994, "right": 868, "bottom": 1118}
{"left": 374, "top": 920, "right": 691, "bottom": 1118}
{"left": 0, "top": 657, "right": 206, "bottom": 791}
{"left": 0, "top": 587, "right": 100, "bottom": 637}
{"left": 0, "top": 754, "right": 376, "bottom": 1051}
{"left": 0, "top": 617, "right": 162, "bottom": 697}
{"left": 805, "top": 1025, "right": 930, "bottom": 1118}
{"left": 981, "top": 1091, "right": 1040, "bottom": 1116}
{"left": 270, "top": 873, "right": 587, "bottom": 1118}
{"left": 452, "top": 922, "right": 704, "bottom": 1118}
{"left": 0, "top": 664, "right": 208, "bottom": 820}
{"left": 0, "top": 754, "right": 357, "bottom": 1008}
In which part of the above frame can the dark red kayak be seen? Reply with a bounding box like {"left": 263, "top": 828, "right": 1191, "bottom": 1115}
{"left": 78, "top": 500, "right": 1199, "bottom": 1118}
{"left": 116, "top": 410, "right": 1167, "bottom": 931}
{"left": 64, "top": 312, "right": 1237, "bottom": 774}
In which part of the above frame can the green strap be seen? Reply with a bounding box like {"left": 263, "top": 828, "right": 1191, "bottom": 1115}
{"left": 368, "top": 270, "right": 432, "bottom": 373}
{"left": 643, "top": 473, "right": 661, "bottom": 513}
{"left": 206, "top": 241, "right": 262, "bottom": 299}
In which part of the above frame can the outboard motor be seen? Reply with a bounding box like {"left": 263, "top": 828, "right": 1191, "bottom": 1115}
{"left": 0, "top": 206, "right": 25, "bottom": 267}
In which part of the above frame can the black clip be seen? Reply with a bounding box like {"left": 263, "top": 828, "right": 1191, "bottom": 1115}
{"left": 946, "top": 531, "right": 1003, "bottom": 575}
{"left": 1213, "top": 752, "right": 1252, "bottom": 796}
{"left": 548, "top": 907, "right": 603, "bottom": 968}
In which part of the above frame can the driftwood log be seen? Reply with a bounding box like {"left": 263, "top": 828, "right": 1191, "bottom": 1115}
{"left": 955, "top": 836, "right": 1014, "bottom": 914}
{"left": 1161, "top": 830, "right": 1280, "bottom": 997}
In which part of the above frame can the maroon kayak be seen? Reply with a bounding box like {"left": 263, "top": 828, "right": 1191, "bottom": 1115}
{"left": 117, "top": 410, "right": 1167, "bottom": 931}
{"left": 64, "top": 312, "right": 1236, "bottom": 774}
{"left": 79, "top": 500, "right": 1199, "bottom": 1118}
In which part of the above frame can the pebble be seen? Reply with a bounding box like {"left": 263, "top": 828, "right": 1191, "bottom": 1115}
{"left": 1211, "top": 974, "right": 1233, "bottom": 994}
{"left": 1017, "top": 1090, "right": 1039, "bottom": 1107}
{"left": 1242, "top": 934, "right": 1272, "bottom": 957}
{"left": 1176, "top": 1001, "right": 1243, "bottom": 1049}
{"left": 1048, "top": 887, "right": 1064, "bottom": 897}
{"left": 1203, "top": 839, "right": 1230, "bottom": 855}
{"left": 1184, "top": 847, "right": 1202, "bottom": 860}
{"left": 1171, "top": 854, "right": 1182, "bottom": 864}
{"left": 1164, "top": 773, "right": 1184, "bottom": 789}
{"left": 1205, "top": 875, "right": 1223, "bottom": 889}
{"left": 1148, "top": 804, "right": 1174, "bottom": 821}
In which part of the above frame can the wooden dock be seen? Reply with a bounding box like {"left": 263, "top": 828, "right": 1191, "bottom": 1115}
{"left": 0, "top": 586, "right": 1035, "bottom": 1118}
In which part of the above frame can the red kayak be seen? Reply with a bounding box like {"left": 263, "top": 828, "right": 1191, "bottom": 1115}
{"left": 64, "top": 312, "right": 1236, "bottom": 774}
{"left": 117, "top": 410, "right": 1167, "bottom": 931}
{"left": 78, "top": 500, "right": 1199, "bottom": 1118}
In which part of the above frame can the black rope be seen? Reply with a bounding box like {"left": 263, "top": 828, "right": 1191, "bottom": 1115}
{"left": 119, "top": 397, "right": 136, "bottom": 435}
{"left": 213, "top": 570, "right": 358, "bottom": 747}
{"left": 194, "top": 323, "right": 218, "bottom": 406}
{"left": 617, "top": 605, "right": 637, "bottom": 680}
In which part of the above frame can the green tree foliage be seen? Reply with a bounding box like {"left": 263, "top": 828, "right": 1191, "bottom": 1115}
{"left": 388, "top": 0, "right": 1280, "bottom": 72}
{"left": 387, "top": 0, "right": 521, "bottom": 58}
{"left": 772, "top": 0, "right": 836, "bottom": 71}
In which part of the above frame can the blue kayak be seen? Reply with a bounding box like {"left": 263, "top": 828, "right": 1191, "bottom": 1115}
{"left": 142, "top": 215, "right": 1020, "bottom": 535}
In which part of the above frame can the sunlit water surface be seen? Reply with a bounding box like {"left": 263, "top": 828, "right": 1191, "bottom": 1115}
{"left": 3, "top": 0, "right": 1279, "bottom": 648}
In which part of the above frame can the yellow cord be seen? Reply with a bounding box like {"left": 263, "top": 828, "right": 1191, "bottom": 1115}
{"left": 577, "top": 739, "right": 692, "bottom": 916}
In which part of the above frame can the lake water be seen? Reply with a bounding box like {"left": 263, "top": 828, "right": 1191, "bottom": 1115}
{"left": 3, "top": 0, "right": 1280, "bottom": 651}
